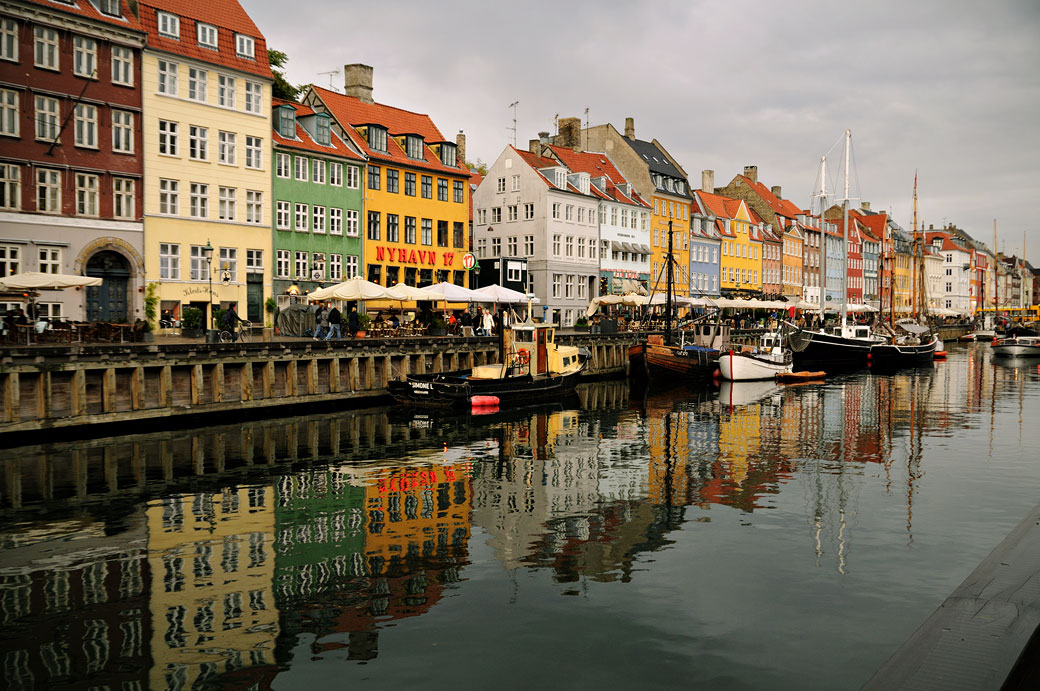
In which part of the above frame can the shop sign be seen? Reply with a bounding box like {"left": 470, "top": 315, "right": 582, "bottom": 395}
{"left": 375, "top": 246, "right": 456, "bottom": 267}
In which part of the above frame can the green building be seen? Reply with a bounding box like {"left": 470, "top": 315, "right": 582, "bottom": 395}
{"left": 272, "top": 99, "right": 365, "bottom": 301}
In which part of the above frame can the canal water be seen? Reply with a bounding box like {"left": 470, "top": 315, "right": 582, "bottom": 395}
{"left": 1, "top": 344, "right": 1038, "bottom": 690}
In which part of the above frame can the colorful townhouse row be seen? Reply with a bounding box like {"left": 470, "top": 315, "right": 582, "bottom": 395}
{"left": 0, "top": 0, "right": 1033, "bottom": 328}
{"left": 472, "top": 119, "right": 1037, "bottom": 325}
{"left": 0, "top": 0, "right": 469, "bottom": 327}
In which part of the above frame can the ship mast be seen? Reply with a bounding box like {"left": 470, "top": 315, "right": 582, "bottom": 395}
{"left": 840, "top": 129, "right": 850, "bottom": 330}
{"left": 912, "top": 172, "right": 918, "bottom": 319}
{"left": 816, "top": 156, "right": 828, "bottom": 324}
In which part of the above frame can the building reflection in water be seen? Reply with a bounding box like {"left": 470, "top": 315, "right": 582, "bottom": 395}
{"left": 0, "top": 348, "right": 1029, "bottom": 685}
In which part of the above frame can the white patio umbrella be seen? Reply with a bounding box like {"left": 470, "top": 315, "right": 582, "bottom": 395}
{"left": 0, "top": 271, "right": 102, "bottom": 290}
{"left": 418, "top": 282, "right": 483, "bottom": 303}
{"left": 385, "top": 283, "right": 431, "bottom": 301}
{"left": 308, "top": 277, "right": 390, "bottom": 301}
{"left": 473, "top": 284, "right": 541, "bottom": 304}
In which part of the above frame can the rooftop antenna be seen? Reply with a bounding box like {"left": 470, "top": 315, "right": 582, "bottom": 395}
{"left": 584, "top": 107, "right": 589, "bottom": 151}
{"left": 554, "top": 113, "right": 559, "bottom": 135}
{"left": 508, "top": 101, "right": 519, "bottom": 147}
{"left": 317, "top": 69, "right": 340, "bottom": 91}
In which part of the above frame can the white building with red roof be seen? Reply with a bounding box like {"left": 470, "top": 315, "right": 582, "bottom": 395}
{"left": 473, "top": 144, "right": 601, "bottom": 326}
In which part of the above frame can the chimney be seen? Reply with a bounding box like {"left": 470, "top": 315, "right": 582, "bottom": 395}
{"left": 539, "top": 131, "right": 550, "bottom": 144}
{"left": 456, "top": 131, "right": 466, "bottom": 166}
{"left": 771, "top": 185, "right": 782, "bottom": 198}
{"left": 701, "top": 169, "right": 714, "bottom": 193}
{"left": 861, "top": 201, "right": 871, "bottom": 211}
{"left": 625, "top": 117, "right": 635, "bottom": 139}
{"left": 343, "top": 63, "right": 373, "bottom": 104}
{"left": 743, "top": 165, "right": 758, "bottom": 183}
{"left": 558, "top": 117, "right": 581, "bottom": 150}
{"left": 529, "top": 139, "right": 540, "bottom": 154}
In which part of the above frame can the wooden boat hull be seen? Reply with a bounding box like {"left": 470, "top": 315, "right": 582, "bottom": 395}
{"left": 719, "top": 350, "right": 793, "bottom": 381}
{"left": 388, "top": 364, "right": 586, "bottom": 407}
{"left": 629, "top": 342, "right": 719, "bottom": 381}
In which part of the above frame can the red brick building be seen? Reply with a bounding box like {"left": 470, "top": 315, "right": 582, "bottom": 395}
{"left": 0, "top": 0, "right": 145, "bottom": 321}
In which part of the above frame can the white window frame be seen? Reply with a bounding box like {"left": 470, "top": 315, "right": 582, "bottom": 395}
{"left": 190, "top": 245, "right": 209, "bottom": 281}
{"left": 218, "top": 186, "right": 236, "bottom": 221}
{"left": 34, "top": 26, "right": 58, "bottom": 70}
{"left": 34, "top": 95, "right": 59, "bottom": 142}
{"left": 1, "top": 18, "right": 17, "bottom": 63}
{"left": 245, "top": 136, "right": 262, "bottom": 169}
{"left": 312, "top": 159, "right": 326, "bottom": 184}
{"left": 188, "top": 67, "right": 207, "bottom": 102}
{"left": 276, "top": 153, "right": 290, "bottom": 178}
{"left": 112, "top": 110, "right": 133, "bottom": 153}
{"left": 345, "top": 165, "right": 359, "bottom": 189}
{"left": 158, "top": 119, "right": 178, "bottom": 156}
{"left": 158, "top": 178, "right": 178, "bottom": 215}
{"left": 197, "top": 22, "right": 217, "bottom": 49}
{"left": 38, "top": 246, "right": 61, "bottom": 274}
{"left": 345, "top": 255, "right": 358, "bottom": 279}
{"left": 112, "top": 45, "right": 133, "bottom": 86}
{"left": 294, "top": 156, "right": 308, "bottom": 181}
{"left": 75, "top": 173, "right": 99, "bottom": 216}
{"left": 218, "top": 74, "right": 235, "bottom": 108}
{"left": 157, "top": 12, "right": 180, "bottom": 39}
{"left": 312, "top": 205, "right": 326, "bottom": 234}
{"left": 329, "top": 207, "right": 342, "bottom": 235}
{"left": 218, "top": 131, "right": 236, "bottom": 165}
{"left": 246, "top": 190, "right": 262, "bottom": 224}
{"left": 0, "top": 163, "right": 20, "bottom": 210}
{"left": 157, "top": 59, "right": 178, "bottom": 95}
{"left": 73, "top": 36, "right": 97, "bottom": 78}
{"left": 36, "top": 168, "right": 60, "bottom": 213}
{"left": 159, "top": 243, "right": 180, "bottom": 280}
{"left": 244, "top": 81, "right": 262, "bottom": 114}
{"left": 113, "top": 178, "right": 134, "bottom": 219}
{"left": 329, "top": 253, "right": 342, "bottom": 281}
{"left": 294, "top": 251, "right": 308, "bottom": 279}
{"left": 189, "top": 182, "right": 208, "bottom": 218}
{"left": 275, "top": 201, "right": 290, "bottom": 230}
{"left": 189, "top": 125, "right": 207, "bottom": 161}
{"left": 74, "top": 103, "right": 98, "bottom": 148}
{"left": 294, "top": 203, "right": 308, "bottom": 232}
{"left": 235, "top": 34, "right": 255, "bottom": 59}
{"left": 246, "top": 249, "right": 263, "bottom": 274}
{"left": 0, "top": 243, "right": 20, "bottom": 276}
{"left": 344, "top": 209, "right": 358, "bottom": 237}
{"left": 276, "top": 250, "right": 290, "bottom": 279}
{"left": 219, "top": 247, "right": 237, "bottom": 282}
{"left": 330, "top": 162, "right": 343, "bottom": 187}
{"left": 0, "top": 88, "right": 18, "bottom": 137}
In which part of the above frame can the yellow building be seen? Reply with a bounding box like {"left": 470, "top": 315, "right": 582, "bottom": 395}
{"left": 146, "top": 487, "right": 278, "bottom": 689}
{"left": 305, "top": 68, "right": 471, "bottom": 289}
{"left": 695, "top": 191, "right": 763, "bottom": 296}
{"left": 892, "top": 234, "right": 914, "bottom": 313}
{"left": 141, "top": 0, "right": 273, "bottom": 327}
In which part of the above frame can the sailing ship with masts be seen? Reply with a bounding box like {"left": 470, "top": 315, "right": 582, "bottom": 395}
{"left": 788, "top": 129, "right": 885, "bottom": 367}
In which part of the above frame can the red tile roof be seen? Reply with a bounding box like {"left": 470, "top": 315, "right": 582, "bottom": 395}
{"left": 544, "top": 146, "right": 650, "bottom": 208}
{"left": 310, "top": 86, "right": 468, "bottom": 177}
{"left": 140, "top": 0, "right": 272, "bottom": 78}
{"left": 271, "top": 101, "right": 364, "bottom": 161}
{"left": 20, "top": 0, "right": 144, "bottom": 32}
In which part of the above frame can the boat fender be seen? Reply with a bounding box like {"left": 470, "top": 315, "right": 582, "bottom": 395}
{"left": 470, "top": 395, "right": 500, "bottom": 407}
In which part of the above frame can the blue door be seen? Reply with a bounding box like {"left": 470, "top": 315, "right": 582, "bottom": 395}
{"left": 85, "top": 251, "right": 130, "bottom": 322}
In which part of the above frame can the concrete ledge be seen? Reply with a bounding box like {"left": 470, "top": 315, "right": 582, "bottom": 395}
{"left": 863, "top": 505, "right": 1040, "bottom": 690}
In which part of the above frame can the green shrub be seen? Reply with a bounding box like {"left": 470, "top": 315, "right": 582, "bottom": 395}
{"left": 182, "top": 307, "right": 205, "bottom": 331}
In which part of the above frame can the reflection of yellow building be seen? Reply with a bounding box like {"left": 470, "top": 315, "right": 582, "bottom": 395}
{"left": 646, "top": 407, "right": 692, "bottom": 506}
{"left": 717, "top": 404, "right": 763, "bottom": 486}
{"left": 147, "top": 487, "right": 278, "bottom": 689}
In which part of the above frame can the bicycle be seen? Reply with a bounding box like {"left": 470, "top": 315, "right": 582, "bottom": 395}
{"left": 219, "top": 321, "right": 251, "bottom": 343}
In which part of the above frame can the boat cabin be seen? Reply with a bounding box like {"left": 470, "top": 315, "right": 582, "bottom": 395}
{"left": 826, "top": 324, "right": 873, "bottom": 340}
{"left": 469, "top": 321, "right": 584, "bottom": 380}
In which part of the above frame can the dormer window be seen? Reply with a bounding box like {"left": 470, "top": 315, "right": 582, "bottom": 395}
{"left": 676, "top": 180, "right": 686, "bottom": 194}
{"left": 235, "top": 34, "right": 254, "bottom": 59}
{"left": 367, "top": 125, "right": 387, "bottom": 152}
{"left": 276, "top": 105, "right": 295, "bottom": 138}
{"left": 315, "top": 113, "right": 331, "bottom": 146}
{"left": 157, "top": 11, "right": 179, "bottom": 39}
{"left": 406, "top": 135, "right": 424, "bottom": 159}
{"left": 554, "top": 169, "right": 566, "bottom": 189}
{"left": 440, "top": 142, "right": 456, "bottom": 167}
{"left": 197, "top": 23, "right": 217, "bottom": 49}
{"left": 98, "top": 0, "right": 121, "bottom": 17}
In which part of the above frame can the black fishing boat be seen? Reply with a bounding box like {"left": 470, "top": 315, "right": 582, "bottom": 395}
{"left": 388, "top": 321, "right": 587, "bottom": 407}
{"left": 869, "top": 321, "right": 939, "bottom": 368}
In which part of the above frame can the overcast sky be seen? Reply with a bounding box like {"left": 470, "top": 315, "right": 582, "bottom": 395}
{"left": 248, "top": 0, "right": 1040, "bottom": 264}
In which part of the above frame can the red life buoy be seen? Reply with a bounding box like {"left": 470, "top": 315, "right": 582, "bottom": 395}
{"left": 515, "top": 348, "right": 530, "bottom": 365}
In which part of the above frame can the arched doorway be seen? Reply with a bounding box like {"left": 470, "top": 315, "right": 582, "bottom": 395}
{"left": 85, "top": 250, "right": 130, "bottom": 322}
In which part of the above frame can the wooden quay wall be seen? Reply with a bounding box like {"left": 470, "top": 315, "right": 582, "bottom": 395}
{"left": 0, "top": 334, "right": 636, "bottom": 438}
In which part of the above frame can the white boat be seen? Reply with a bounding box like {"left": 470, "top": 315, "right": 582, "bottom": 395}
{"left": 991, "top": 333, "right": 1040, "bottom": 357}
{"left": 959, "top": 329, "right": 996, "bottom": 342}
{"left": 719, "top": 379, "right": 782, "bottom": 407}
{"left": 719, "top": 331, "right": 793, "bottom": 381}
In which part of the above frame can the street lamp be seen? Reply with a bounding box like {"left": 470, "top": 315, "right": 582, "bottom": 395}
{"left": 203, "top": 240, "right": 214, "bottom": 329}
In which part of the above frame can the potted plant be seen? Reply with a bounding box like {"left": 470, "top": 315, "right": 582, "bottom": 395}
{"left": 573, "top": 316, "right": 590, "bottom": 332}
{"left": 144, "top": 282, "right": 159, "bottom": 331}
{"left": 181, "top": 306, "right": 205, "bottom": 337}
{"left": 356, "top": 312, "right": 371, "bottom": 337}
{"left": 429, "top": 315, "right": 448, "bottom": 337}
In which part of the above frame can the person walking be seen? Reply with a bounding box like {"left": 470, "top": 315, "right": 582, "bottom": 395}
{"left": 313, "top": 303, "right": 329, "bottom": 340}
{"left": 481, "top": 308, "right": 495, "bottom": 337}
{"left": 326, "top": 304, "right": 342, "bottom": 340}
{"left": 348, "top": 307, "right": 360, "bottom": 338}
